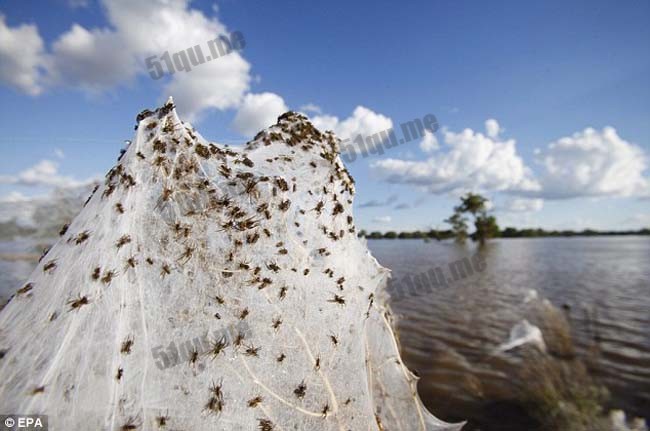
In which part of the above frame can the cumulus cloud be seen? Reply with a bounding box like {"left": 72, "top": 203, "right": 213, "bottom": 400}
{"left": 0, "top": 14, "right": 46, "bottom": 95}
{"left": 299, "top": 103, "right": 322, "bottom": 114}
{"left": 372, "top": 120, "right": 650, "bottom": 202}
{"left": 312, "top": 106, "right": 393, "bottom": 153}
{"left": 232, "top": 92, "right": 288, "bottom": 136}
{"left": 419, "top": 130, "right": 439, "bottom": 153}
{"left": 48, "top": 23, "right": 135, "bottom": 91}
{"left": 373, "top": 216, "right": 392, "bottom": 224}
{"left": 535, "top": 127, "right": 649, "bottom": 199}
{"left": 0, "top": 191, "right": 30, "bottom": 203}
{"left": 371, "top": 121, "right": 539, "bottom": 195}
{"left": 0, "top": 160, "right": 97, "bottom": 188}
{"left": 502, "top": 198, "right": 544, "bottom": 212}
{"left": 485, "top": 119, "right": 501, "bottom": 138}
{"left": 2, "top": 0, "right": 252, "bottom": 120}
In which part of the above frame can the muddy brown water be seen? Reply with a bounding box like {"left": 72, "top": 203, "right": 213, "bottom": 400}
{"left": 368, "top": 237, "right": 650, "bottom": 430}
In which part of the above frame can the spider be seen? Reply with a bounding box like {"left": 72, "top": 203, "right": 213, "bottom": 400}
{"left": 209, "top": 337, "right": 228, "bottom": 358}
{"left": 275, "top": 178, "right": 289, "bottom": 192}
{"left": 16, "top": 283, "right": 33, "bottom": 295}
{"left": 121, "top": 337, "right": 134, "bottom": 354}
{"left": 244, "top": 345, "right": 260, "bottom": 357}
{"left": 74, "top": 231, "right": 90, "bottom": 245}
{"left": 328, "top": 294, "right": 346, "bottom": 305}
{"left": 258, "top": 419, "right": 274, "bottom": 431}
{"left": 116, "top": 235, "right": 131, "bottom": 248}
{"left": 278, "top": 200, "right": 291, "bottom": 212}
{"left": 101, "top": 270, "right": 116, "bottom": 285}
{"left": 247, "top": 396, "right": 263, "bottom": 408}
{"left": 293, "top": 381, "right": 307, "bottom": 399}
{"left": 178, "top": 246, "right": 194, "bottom": 264}
{"left": 43, "top": 260, "right": 57, "bottom": 273}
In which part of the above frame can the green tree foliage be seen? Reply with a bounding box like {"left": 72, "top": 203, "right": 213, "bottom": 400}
{"left": 444, "top": 212, "right": 469, "bottom": 243}
{"left": 447, "top": 193, "right": 499, "bottom": 245}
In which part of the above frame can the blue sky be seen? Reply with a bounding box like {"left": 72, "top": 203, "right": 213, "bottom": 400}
{"left": 0, "top": 0, "right": 649, "bottom": 231}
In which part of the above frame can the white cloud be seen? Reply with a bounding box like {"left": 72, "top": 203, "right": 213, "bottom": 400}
{"left": 48, "top": 24, "right": 136, "bottom": 91}
{"left": 0, "top": 191, "right": 30, "bottom": 203}
{"left": 373, "top": 216, "right": 392, "bottom": 224}
{"left": 371, "top": 121, "right": 539, "bottom": 195}
{"left": 419, "top": 130, "right": 439, "bottom": 153}
{"left": 485, "top": 119, "right": 500, "bottom": 138}
{"left": 299, "top": 103, "right": 322, "bottom": 114}
{"left": 0, "top": 14, "right": 45, "bottom": 95}
{"left": 0, "top": 160, "right": 96, "bottom": 188}
{"left": 232, "top": 92, "right": 288, "bottom": 136}
{"left": 372, "top": 122, "right": 649, "bottom": 201}
{"left": 312, "top": 106, "right": 393, "bottom": 154}
{"left": 54, "top": 148, "right": 65, "bottom": 159}
{"left": 535, "top": 127, "right": 649, "bottom": 199}
{"left": 502, "top": 198, "right": 544, "bottom": 212}
{"left": 4, "top": 0, "right": 252, "bottom": 120}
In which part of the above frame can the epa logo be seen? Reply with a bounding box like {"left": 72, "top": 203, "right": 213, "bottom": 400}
{"left": 1, "top": 415, "right": 48, "bottom": 430}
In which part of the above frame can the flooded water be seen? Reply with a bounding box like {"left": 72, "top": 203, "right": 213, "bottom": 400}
{"left": 1, "top": 236, "right": 648, "bottom": 429}
{"left": 368, "top": 237, "right": 650, "bottom": 430}
{"left": 0, "top": 238, "right": 48, "bottom": 304}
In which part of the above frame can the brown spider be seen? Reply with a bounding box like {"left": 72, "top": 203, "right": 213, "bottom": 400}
{"left": 74, "top": 231, "right": 90, "bottom": 245}
{"left": 121, "top": 337, "right": 134, "bottom": 354}
{"left": 328, "top": 294, "right": 346, "bottom": 305}
{"left": 17, "top": 283, "right": 33, "bottom": 295}
{"left": 101, "top": 270, "right": 116, "bottom": 285}
{"left": 278, "top": 199, "right": 291, "bottom": 211}
{"left": 209, "top": 336, "right": 228, "bottom": 358}
{"left": 258, "top": 419, "right": 274, "bottom": 431}
{"left": 116, "top": 235, "right": 131, "bottom": 248}
{"left": 294, "top": 381, "right": 307, "bottom": 399}
{"left": 68, "top": 295, "right": 89, "bottom": 310}
{"left": 43, "top": 260, "right": 57, "bottom": 273}
{"left": 244, "top": 345, "right": 260, "bottom": 357}
{"left": 247, "top": 396, "right": 263, "bottom": 408}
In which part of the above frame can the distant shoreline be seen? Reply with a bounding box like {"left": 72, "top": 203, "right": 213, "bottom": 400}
{"left": 359, "top": 228, "right": 650, "bottom": 240}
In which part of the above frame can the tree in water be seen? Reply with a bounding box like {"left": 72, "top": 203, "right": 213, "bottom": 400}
{"left": 445, "top": 211, "right": 469, "bottom": 243}
{"left": 446, "top": 193, "right": 499, "bottom": 245}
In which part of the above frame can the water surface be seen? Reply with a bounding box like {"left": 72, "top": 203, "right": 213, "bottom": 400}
{"left": 368, "top": 237, "right": 650, "bottom": 429}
